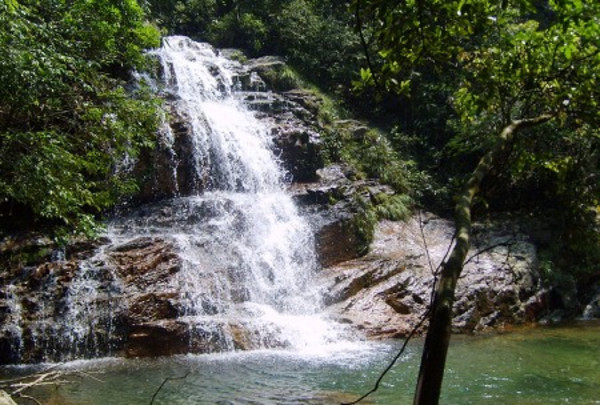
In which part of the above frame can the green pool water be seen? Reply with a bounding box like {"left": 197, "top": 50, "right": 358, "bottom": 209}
{"left": 3, "top": 321, "right": 599, "bottom": 404}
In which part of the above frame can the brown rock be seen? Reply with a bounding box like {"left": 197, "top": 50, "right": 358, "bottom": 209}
{"left": 108, "top": 237, "right": 181, "bottom": 287}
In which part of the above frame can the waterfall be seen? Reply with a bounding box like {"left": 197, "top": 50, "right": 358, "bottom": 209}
{"left": 0, "top": 36, "right": 346, "bottom": 364}
{"left": 106, "top": 36, "right": 338, "bottom": 352}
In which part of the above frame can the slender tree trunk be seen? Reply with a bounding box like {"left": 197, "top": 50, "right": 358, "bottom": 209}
{"left": 412, "top": 114, "right": 553, "bottom": 405}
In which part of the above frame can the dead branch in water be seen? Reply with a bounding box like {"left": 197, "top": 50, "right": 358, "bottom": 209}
{"left": 0, "top": 367, "right": 105, "bottom": 404}
{"left": 150, "top": 372, "right": 190, "bottom": 405}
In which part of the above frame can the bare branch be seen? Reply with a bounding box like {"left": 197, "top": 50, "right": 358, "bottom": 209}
{"left": 341, "top": 308, "right": 429, "bottom": 405}
{"left": 12, "top": 372, "right": 62, "bottom": 395}
{"left": 417, "top": 210, "right": 436, "bottom": 277}
{"left": 18, "top": 394, "right": 43, "bottom": 405}
{"left": 150, "top": 372, "right": 190, "bottom": 405}
{"left": 463, "top": 240, "right": 516, "bottom": 266}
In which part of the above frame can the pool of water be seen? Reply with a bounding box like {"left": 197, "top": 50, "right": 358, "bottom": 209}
{"left": 2, "top": 321, "right": 599, "bottom": 404}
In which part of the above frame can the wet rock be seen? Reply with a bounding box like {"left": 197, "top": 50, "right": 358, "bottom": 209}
{"left": 134, "top": 104, "right": 210, "bottom": 202}
{"left": 134, "top": 52, "right": 325, "bottom": 195}
{"left": 124, "top": 318, "right": 286, "bottom": 358}
{"left": 271, "top": 125, "right": 322, "bottom": 182}
{"left": 126, "top": 292, "right": 179, "bottom": 324}
{"left": 246, "top": 90, "right": 324, "bottom": 182}
{"left": 294, "top": 165, "right": 378, "bottom": 267}
{"left": 108, "top": 237, "right": 181, "bottom": 288}
{"left": 243, "top": 56, "right": 294, "bottom": 91}
{"left": 314, "top": 218, "right": 366, "bottom": 268}
{"left": 125, "top": 320, "right": 201, "bottom": 358}
{"left": 322, "top": 214, "right": 545, "bottom": 338}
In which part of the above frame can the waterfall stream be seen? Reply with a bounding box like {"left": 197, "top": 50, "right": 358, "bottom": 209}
{"left": 0, "top": 36, "right": 346, "bottom": 363}
{"left": 0, "top": 36, "right": 350, "bottom": 364}
{"left": 125, "top": 35, "right": 334, "bottom": 349}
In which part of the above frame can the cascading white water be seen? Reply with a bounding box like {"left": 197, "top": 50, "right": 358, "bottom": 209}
{"left": 157, "top": 36, "right": 284, "bottom": 193}
{"left": 0, "top": 36, "right": 348, "bottom": 364}
{"left": 107, "top": 36, "right": 341, "bottom": 351}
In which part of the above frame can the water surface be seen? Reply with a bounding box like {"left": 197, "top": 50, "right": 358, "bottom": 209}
{"left": 4, "top": 322, "right": 598, "bottom": 404}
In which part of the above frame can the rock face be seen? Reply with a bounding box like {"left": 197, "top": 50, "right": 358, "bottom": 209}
{"left": 320, "top": 214, "right": 546, "bottom": 338}
{"left": 293, "top": 165, "right": 369, "bottom": 267}
{"left": 0, "top": 212, "right": 548, "bottom": 363}
{"left": 133, "top": 49, "right": 324, "bottom": 203}
{"left": 0, "top": 233, "right": 289, "bottom": 363}
{"left": 0, "top": 44, "right": 555, "bottom": 365}
{"left": 0, "top": 237, "right": 116, "bottom": 364}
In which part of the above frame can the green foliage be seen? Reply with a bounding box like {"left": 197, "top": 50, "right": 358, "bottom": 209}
{"left": 344, "top": 188, "right": 412, "bottom": 255}
{"left": 143, "top": 0, "right": 217, "bottom": 36}
{"left": 275, "top": 66, "right": 302, "bottom": 91}
{"left": 356, "top": 0, "right": 600, "bottom": 283}
{"left": 275, "top": 0, "right": 361, "bottom": 91}
{"left": 144, "top": 1, "right": 363, "bottom": 95}
{"left": 256, "top": 65, "right": 301, "bottom": 92}
{"left": 208, "top": 10, "right": 268, "bottom": 53}
{"left": 332, "top": 126, "right": 409, "bottom": 193}
{"left": 0, "top": 0, "right": 161, "bottom": 240}
{"left": 373, "top": 193, "right": 411, "bottom": 221}
{"left": 350, "top": 194, "right": 378, "bottom": 254}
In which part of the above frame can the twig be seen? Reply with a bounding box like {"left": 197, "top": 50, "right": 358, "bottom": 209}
{"left": 12, "top": 371, "right": 62, "bottom": 395}
{"left": 75, "top": 370, "right": 105, "bottom": 383}
{"left": 0, "top": 366, "right": 60, "bottom": 387}
{"left": 341, "top": 312, "right": 431, "bottom": 404}
{"left": 1, "top": 365, "right": 94, "bottom": 405}
{"left": 417, "top": 210, "right": 436, "bottom": 277}
{"left": 341, "top": 309, "right": 429, "bottom": 405}
{"left": 463, "top": 240, "right": 516, "bottom": 266}
{"left": 150, "top": 372, "right": 190, "bottom": 405}
{"left": 18, "top": 394, "right": 43, "bottom": 405}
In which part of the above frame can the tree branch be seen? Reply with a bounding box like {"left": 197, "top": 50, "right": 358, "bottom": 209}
{"left": 463, "top": 240, "right": 516, "bottom": 267}
{"left": 150, "top": 372, "right": 190, "bottom": 405}
{"left": 355, "top": 0, "right": 382, "bottom": 91}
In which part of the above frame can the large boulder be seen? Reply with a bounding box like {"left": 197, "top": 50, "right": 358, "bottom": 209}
{"left": 321, "top": 214, "right": 546, "bottom": 338}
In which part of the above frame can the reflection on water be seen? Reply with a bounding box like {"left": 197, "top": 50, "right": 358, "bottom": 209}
{"left": 2, "top": 322, "right": 599, "bottom": 404}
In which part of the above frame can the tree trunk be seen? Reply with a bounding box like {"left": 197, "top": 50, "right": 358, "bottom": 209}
{"left": 412, "top": 114, "right": 553, "bottom": 405}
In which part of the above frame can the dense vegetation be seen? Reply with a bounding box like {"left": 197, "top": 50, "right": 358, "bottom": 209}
{"left": 1, "top": 0, "right": 598, "bottom": 289}
{"left": 0, "top": 0, "right": 160, "bottom": 240}
{"left": 349, "top": 2, "right": 599, "bottom": 401}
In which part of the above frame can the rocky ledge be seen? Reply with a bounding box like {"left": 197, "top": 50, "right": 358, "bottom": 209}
{"left": 2, "top": 209, "right": 597, "bottom": 364}
{"left": 321, "top": 214, "right": 548, "bottom": 338}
